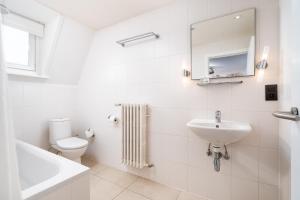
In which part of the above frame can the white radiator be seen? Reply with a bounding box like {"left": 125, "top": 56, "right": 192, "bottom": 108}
{"left": 121, "top": 104, "right": 149, "bottom": 168}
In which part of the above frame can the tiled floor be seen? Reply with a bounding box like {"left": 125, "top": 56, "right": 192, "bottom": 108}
{"left": 82, "top": 158, "right": 206, "bottom": 200}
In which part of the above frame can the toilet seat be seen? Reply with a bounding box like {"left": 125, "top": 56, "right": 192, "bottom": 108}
{"left": 56, "top": 137, "right": 88, "bottom": 150}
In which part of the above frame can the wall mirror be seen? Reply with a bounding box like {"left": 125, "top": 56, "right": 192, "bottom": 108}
{"left": 191, "top": 8, "right": 256, "bottom": 80}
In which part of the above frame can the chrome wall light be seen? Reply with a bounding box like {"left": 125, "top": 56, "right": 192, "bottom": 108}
{"left": 256, "top": 46, "right": 269, "bottom": 70}
{"left": 183, "top": 69, "right": 191, "bottom": 77}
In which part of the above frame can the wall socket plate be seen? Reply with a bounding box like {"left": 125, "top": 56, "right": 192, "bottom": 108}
{"left": 265, "top": 84, "right": 278, "bottom": 101}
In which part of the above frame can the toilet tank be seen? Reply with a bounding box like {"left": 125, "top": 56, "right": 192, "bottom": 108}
{"left": 49, "top": 118, "right": 72, "bottom": 145}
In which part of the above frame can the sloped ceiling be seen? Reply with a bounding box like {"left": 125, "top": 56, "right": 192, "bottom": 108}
{"left": 35, "top": 0, "right": 175, "bottom": 29}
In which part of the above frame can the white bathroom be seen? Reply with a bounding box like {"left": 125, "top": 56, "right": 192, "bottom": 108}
{"left": 0, "top": 0, "right": 299, "bottom": 200}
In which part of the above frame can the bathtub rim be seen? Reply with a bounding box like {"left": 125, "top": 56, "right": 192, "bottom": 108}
{"left": 17, "top": 140, "right": 89, "bottom": 200}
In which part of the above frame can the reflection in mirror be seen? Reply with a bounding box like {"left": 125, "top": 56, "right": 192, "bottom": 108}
{"left": 191, "top": 9, "right": 256, "bottom": 79}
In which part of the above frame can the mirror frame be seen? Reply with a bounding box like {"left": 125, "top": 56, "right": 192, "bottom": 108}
{"left": 190, "top": 8, "right": 257, "bottom": 80}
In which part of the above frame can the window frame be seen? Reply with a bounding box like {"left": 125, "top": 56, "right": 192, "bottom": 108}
{"left": 2, "top": 25, "right": 39, "bottom": 72}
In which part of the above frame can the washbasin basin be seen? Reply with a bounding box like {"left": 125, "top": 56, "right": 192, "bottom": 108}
{"left": 187, "top": 119, "right": 252, "bottom": 146}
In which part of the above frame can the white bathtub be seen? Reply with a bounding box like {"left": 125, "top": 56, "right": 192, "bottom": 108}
{"left": 16, "top": 140, "right": 90, "bottom": 200}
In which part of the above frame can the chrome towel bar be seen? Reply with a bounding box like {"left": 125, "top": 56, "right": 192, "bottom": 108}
{"left": 272, "top": 107, "right": 300, "bottom": 121}
{"left": 116, "top": 32, "right": 159, "bottom": 47}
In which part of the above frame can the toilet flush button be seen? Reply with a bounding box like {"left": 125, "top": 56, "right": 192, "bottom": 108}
{"left": 265, "top": 84, "right": 278, "bottom": 101}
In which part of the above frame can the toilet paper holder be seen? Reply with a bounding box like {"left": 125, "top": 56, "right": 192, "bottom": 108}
{"left": 85, "top": 128, "right": 95, "bottom": 138}
{"left": 107, "top": 114, "right": 119, "bottom": 124}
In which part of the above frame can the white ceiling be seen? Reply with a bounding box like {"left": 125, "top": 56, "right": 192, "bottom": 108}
{"left": 35, "top": 0, "right": 174, "bottom": 29}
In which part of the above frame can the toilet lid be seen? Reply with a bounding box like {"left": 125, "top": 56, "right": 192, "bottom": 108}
{"left": 56, "top": 137, "right": 88, "bottom": 150}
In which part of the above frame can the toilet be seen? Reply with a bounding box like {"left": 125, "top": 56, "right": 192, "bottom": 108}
{"left": 49, "top": 118, "right": 88, "bottom": 163}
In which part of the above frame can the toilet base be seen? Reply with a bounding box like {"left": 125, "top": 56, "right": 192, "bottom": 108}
{"left": 51, "top": 145, "right": 87, "bottom": 163}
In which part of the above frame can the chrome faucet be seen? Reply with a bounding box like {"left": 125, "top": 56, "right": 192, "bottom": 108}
{"left": 215, "top": 110, "right": 221, "bottom": 123}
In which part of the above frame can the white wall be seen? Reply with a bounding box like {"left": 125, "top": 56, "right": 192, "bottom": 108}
{"left": 75, "top": 0, "right": 280, "bottom": 200}
{"left": 47, "top": 17, "right": 94, "bottom": 85}
{"left": 7, "top": 17, "right": 93, "bottom": 149}
{"left": 5, "top": 0, "right": 94, "bottom": 148}
{"left": 279, "top": 0, "right": 300, "bottom": 200}
{"left": 278, "top": 1, "right": 292, "bottom": 199}
{"left": 8, "top": 79, "right": 77, "bottom": 149}
{"left": 290, "top": 1, "right": 300, "bottom": 199}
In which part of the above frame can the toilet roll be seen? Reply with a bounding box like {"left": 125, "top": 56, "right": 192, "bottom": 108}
{"left": 85, "top": 128, "right": 95, "bottom": 138}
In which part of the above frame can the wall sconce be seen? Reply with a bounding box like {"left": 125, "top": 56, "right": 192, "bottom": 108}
{"left": 183, "top": 69, "right": 191, "bottom": 77}
{"left": 256, "top": 46, "right": 269, "bottom": 70}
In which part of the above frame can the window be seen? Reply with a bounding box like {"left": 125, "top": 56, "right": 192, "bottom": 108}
{"left": 2, "top": 25, "right": 37, "bottom": 71}
{"left": 2, "top": 12, "right": 44, "bottom": 74}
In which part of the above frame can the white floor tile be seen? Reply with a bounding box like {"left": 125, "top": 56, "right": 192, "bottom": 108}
{"left": 96, "top": 167, "right": 138, "bottom": 188}
{"left": 90, "top": 179, "right": 124, "bottom": 200}
{"left": 128, "top": 178, "right": 180, "bottom": 200}
{"left": 82, "top": 157, "right": 108, "bottom": 174}
{"left": 114, "top": 190, "right": 150, "bottom": 200}
{"left": 177, "top": 192, "right": 208, "bottom": 200}
{"left": 90, "top": 175, "right": 101, "bottom": 188}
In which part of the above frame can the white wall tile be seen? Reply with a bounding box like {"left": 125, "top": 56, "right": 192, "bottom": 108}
{"left": 157, "top": 134, "right": 188, "bottom": 163}
{"left": 208, "top": 0, "right": 232, "bottom": 17}
{"left": 231, "top": 178, "right": 259, "bottom": 200}
{"left": 167, "top": 0, "right": 189, "bottom": 31}
{"left": 8, "top": 81, "right": 23, "bottom": 108}
{"left": 259, "top": 112, "right": 279, "bottom": 149}
{"left": 23, "top": 83, "right": 43, "bottom": 107}
{"left": 259, "top": 148, "right": 279, "bottom": 186}
{"left": 206, "top": 85, "right": 232, "bottom": 111}
{"left": 168, "top": 29, "right": 189, "bottom": 56}
{"left": 187, "top": 134, "right": 209, "bottom": 167}
{"left": 188, "top": 166, "right": 231, "bottom": 200}
{"left": 10, "top": 81, "right": 77, "bottom": 149}
{"left": 231, "top": 0, "right": 258, "bottom": 11}
{"left": 188, "top": 0, "right": 208, "bottom": 24}
{"left": 150, "top": 108, "right": 189, "bottom": 136}
{"left": 231, "top": 144, "right": 259, "bottom": 181}
{"left": 47, "top": 17, "right": 94, "bottom": 85}
{"left": 259, "top": 183, "right": 279, "bottom": 200}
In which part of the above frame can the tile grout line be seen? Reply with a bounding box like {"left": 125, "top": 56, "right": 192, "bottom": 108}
{"left": 92, "top": 164, "right": 183, "bottom": 200}
{"left": 111, "top": 177, "right": 146, "bottom": 200}
{"left": 124, "top": 190, "right": 153, "bottom": 200}
{"left": 86, "top": 161, "right": 135, "bottom": 200}
{"left": 126, "top": 177, "right": 182, "bottom": 200}
{"left": 92, "top": 168, "right": 140, "bottom": 188}
{"left": 88, "top": 161, "right": 202, "bottom": 200}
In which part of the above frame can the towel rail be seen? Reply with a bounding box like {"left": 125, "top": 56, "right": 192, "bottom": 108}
{"left": 116, "top": 32, "right": 159, "bottom": 47}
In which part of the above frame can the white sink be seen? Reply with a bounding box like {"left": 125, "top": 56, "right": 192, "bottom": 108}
{"left": 187, "top": 119, "right": 252, "bottom": 146}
